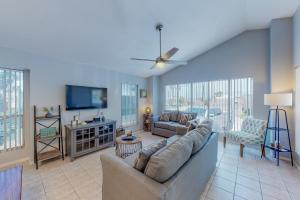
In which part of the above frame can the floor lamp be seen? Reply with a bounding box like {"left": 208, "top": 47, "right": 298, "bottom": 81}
{"left": 262, "top": 93, "right": 293, "bottom": 166}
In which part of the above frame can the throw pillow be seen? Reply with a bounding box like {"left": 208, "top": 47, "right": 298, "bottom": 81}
{"left": 187, "top": 119, "right": 199, "bottom": 129}
{"left": 197, "top": 119, "right": 213, "bottom": 132}
{"left": 169, "top": 111, "right": 179, "bottom": 122}
{"left": 160, "top": 113, "right": 170, "bottom": 121}
{"left": 179, "top": 114, "right": 189, "bottom": 125}
{"left": 133, "top": 140, "right": 167, "bottom": 172}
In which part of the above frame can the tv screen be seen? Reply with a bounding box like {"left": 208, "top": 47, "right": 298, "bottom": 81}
{"left": 66, "top": 85, "right": 107, "bottom": 110}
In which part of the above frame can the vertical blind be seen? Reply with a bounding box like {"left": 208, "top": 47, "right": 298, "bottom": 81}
{"left": 121, "top": 83, "right": 138, "bottom": 127}
{"left": 165, "top": 78, "right": 253, "bottom": 131}
{"left": 165, "top": 85, "right": 177, "bottom": 110}
{"left": 0, "top": 68, "right": 24, "bottom": 151}
{"left": 178, "top": 83, "right": 191, "bottom": 111}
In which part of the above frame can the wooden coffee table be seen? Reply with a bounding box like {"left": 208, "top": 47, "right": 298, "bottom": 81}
{"left": 115, "top": 136, "right": 142, "bottom": 158}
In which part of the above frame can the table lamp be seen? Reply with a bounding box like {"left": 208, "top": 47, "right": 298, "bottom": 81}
{"left": 262, "top": 93, "right": 293, "bottom": 166}
{"left": 145, "top": 107, "right": 151, "bottom": 115}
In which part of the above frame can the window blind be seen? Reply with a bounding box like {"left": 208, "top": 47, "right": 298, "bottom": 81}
{"left": 0, "top": 68, "right": 24, "bottom": 151}
{"left": 121, "top": 83, "right": 138, "bottom": 127}
{"left": 178, "top": 83, "right": 191, "bottom": 111}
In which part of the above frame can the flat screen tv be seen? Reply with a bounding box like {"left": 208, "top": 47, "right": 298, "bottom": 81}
{"left": 66, "top": 85, "right": 107, "bottom": 110}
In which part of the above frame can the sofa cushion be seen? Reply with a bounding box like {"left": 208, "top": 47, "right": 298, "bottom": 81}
{"left": 186, "top": 127, "right": 212, "bottom": 154}
{"left": 144, "top": 135, "right": 193, "bottom": 183}
{"left": 133, "top": 140, "right": 167, "bottom": 172}
{"left": 154, "top": 121, "right": 171, "bottom": 129}
{"left": 168, "top": 122, "right": 187, "bottom": 132}
{"left": 160, "top": 113, "right": 170, "bottom": 121}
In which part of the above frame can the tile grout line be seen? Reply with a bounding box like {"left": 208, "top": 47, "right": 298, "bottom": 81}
{"left": 59, "top": 164, "right": 82, "bottom": 200}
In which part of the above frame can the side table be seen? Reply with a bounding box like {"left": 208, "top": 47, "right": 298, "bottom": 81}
{"left": 115, "top": 136, "right": 143, "bottom": 158}
{"left": 143, "top": 114, "right": 153, "bottom": 132}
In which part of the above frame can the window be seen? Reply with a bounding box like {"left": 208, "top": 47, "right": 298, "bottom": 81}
{"left": 165, "top": 85, "right": 177, "bottom": 110}
{"left": 178, "top": 83, "right": 191, "bottom": 111}
{"left": 121, "top": 83, "right": 138, "bottom": 127}
{"left": 164, "top": 78, "right": 253, "bottom": 131}
{"left": 192, "top": 82, "right": 209, "bottom": 120}
{"left": 230, "top": 78, "right": 253, "bottom": 131}
{"left": 0, "top": 68, "right": 24, "bottom": 151}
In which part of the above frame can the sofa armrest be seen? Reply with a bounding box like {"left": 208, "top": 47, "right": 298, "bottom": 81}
{"left": 151, "top": 115, "right": 160, "bottom": 123}
{"left": 100, "top": 150, "right": 168, "bottom": 200}
{"left": 176, "top": 126, "right": 189, "bottom": 136}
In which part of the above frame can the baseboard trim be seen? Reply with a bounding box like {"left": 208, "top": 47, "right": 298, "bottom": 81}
{"left": 0, "top": 157, "right": 30, "bottom": 169}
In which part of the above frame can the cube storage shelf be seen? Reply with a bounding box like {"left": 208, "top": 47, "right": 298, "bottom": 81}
{"left": 65, "top": 120, "right": 116, "bottom": 161}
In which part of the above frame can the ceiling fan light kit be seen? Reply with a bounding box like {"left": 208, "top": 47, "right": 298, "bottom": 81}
{"left": 131, "top": 24, "right": 187, "bottom": 70}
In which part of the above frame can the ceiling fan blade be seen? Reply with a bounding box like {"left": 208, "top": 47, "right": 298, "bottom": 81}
{"left": 162, "top": 48, "right": 179, "bottom": 60}
{"left": 165, "top": 60, "right": 188, "bottom": 65}
{"left": 131, "top": 58, "right": 156, "bottom": 62}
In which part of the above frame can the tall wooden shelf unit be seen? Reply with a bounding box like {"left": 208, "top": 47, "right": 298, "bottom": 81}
{"left": 34, "top": 105, "right": 64, "bottom": 169}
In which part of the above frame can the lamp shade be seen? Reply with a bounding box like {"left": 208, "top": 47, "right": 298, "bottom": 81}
{"left": 145, "top": 107, "right": 151, "bottom": 114}
{"left": 264, "top": 93, "right": 293, "bottom": 106}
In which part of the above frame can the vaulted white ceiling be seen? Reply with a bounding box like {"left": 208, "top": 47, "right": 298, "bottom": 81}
{"left": 0, "top": 0, "right": 299, "bottom": 77}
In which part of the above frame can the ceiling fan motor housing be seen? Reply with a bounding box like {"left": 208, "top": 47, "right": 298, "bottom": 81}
{"left": 156, "top": 24, "right": 163, "bottom": 31}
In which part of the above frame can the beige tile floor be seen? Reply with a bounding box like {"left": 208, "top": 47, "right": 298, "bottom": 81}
{"left": 3, "top": 132, "right": 300, "bottom": 200}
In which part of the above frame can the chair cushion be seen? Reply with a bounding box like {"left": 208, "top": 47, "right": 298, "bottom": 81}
{"left": 241, "top": 118, "right": 267, "bottom": 137}
{"left": 133, "top": 140, "right": 167, "bottom": 172}
{"left": 226, "top": 131, "right": 264, "bottom": 145}
{"left": 144, "top": 135, "right": 193, "bottom": 183}
{"left": 154, "top": 121, "right": 171, "bottom": 129}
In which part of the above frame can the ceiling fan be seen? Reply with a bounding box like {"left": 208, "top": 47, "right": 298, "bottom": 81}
{"left": 131, "top": 24, "right": 187, "bottom": 69}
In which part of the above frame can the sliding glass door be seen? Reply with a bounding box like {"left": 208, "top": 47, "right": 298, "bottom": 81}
{"left": 192, "top": 82, "right": 209, "bottom": 121}
{"left": 209, "top": 80, "right": 229, "bottom": 132}
{"left": 165, "top": 77, "right": 253, "bottom": 132}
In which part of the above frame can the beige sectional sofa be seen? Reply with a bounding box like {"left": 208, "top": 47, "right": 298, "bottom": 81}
{"left": 100, "top": 125, "right": 218, "bottom": 200}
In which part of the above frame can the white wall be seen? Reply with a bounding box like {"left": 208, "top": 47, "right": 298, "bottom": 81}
{"left": 159, "top": 30, "right": 270, "bottom": 120}
{"left": 0, "top": 46, "right": 147, "bottom": 166}
{"left": 269, "top": 18, "right": 295, "bottom": 157}
{"left": 147, "top": 76, "right": 160, "bottom": 115}
{"left": 294, "top": 5, "right": 300, "bottom": 165}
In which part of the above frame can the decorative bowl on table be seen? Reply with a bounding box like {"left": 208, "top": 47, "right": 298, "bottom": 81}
{"left": 121, "top": 135, "right": 137, "bottom": 141}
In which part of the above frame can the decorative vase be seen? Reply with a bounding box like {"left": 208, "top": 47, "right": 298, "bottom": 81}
{"left": 45, "top": 112, "right": 53, "bottom": 118}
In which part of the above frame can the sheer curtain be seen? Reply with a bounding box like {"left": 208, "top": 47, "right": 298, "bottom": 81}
{"left": 0, "top": 68, "right": 24, "bottom": 151}
{"left": 121, "top": 83, "right": 138, "bottom": 127}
